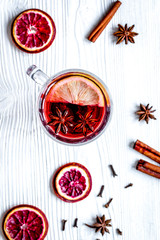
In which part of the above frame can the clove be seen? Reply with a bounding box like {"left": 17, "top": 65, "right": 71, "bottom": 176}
{"left": 109, "top": 164, "right": 118, "bottom": 177}
{"left": 97, "top": 185, "right": 105, "bottom": 197}
{"left": 73, "top": 218, "right": 78, "bottom": 228}
{"left": 116, "top": 228, "right": 122, "bottom": 235}
{"left": 124, "top": 183, "right": 133, "bottom": 189}
{"left": 62, "top": 219, "right": 67, "bottom": 231}
{"left": 104, "top": 198, "right": 113, "bottom": 208}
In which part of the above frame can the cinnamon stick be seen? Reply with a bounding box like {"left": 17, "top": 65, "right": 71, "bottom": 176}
{"left": 136, "top": 159, "right": 160, "bottom": 179}
{"left": 88, "top": 1, "right": 122, "bottom": 42}
{"left": 134, "top": 140, "right": 160, "bottom": 164}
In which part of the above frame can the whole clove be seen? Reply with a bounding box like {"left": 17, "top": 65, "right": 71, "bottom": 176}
{"left": 124, "top": 183, "right": 133, "bottom": 189}
{"left": 73, "top": 218, "right": 78, "bottom": 228}
{"left": 109, "top": 164, "right": 118, "bottom": 177}
{"left": 62, "top": 219, "right": 67, "bottom": 231}
{"left": 97, "top": 185, "right": 105, "bottom": 197}
{"left": 104, "top": 198, "right": 113, "bottom": 208}
{"left": 116, "top": 228, "right": 122, "bottom": 235}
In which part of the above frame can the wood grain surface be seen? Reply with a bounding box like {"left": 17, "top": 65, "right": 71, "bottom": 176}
{"left": 0, "top": 0, "right": 160, "bottom": 239}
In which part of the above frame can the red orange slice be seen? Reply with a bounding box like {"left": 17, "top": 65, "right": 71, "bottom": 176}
{"left": 11, "top": 9, "right": 56, "bottom": 53}
{"left": 3, "top": 205, "right": 48, "bottom": 240}
{"left": 53, "top": 162, "right": 92, "bottom": 203}
{"left": 46, "top": 76, "right": 105, "bottom": 107}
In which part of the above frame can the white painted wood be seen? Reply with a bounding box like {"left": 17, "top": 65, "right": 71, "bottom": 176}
{"left": 0, "top": 0, "right": 160, "bottom": 239}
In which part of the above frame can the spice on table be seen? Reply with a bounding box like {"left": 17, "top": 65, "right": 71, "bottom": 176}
{"left": 73, "top": 218, "right": 78, "bottom": 228}
{"left": 113, "top": 24, "right": 138, "bottom": 44}
{"left": 136, "top": 159, "right": 160, "bottom": 179}
{"left": 124, "top": 183, "right": 133, "bottom": 189}
{"left": 88, "top": 1, "right": 122, "bottom": 42}
{"left": 62, "top": 219, "right": 67, "bottom": 231}
{"left": 97, "top": 185, "right": 105, "bottom": 197}
{"left": 136, "top": 104, "right": 156, "bottom": 124}
{"left": 109, "top": 164, "right": 118, "bottom": 177}
{"left": 134, "top": 140, "right": 160, "bottom": 164}
{"left": 104, "top": 198, "right": 113, "bottom": 208}
{"left": 85, "top": 215, "right": 112, "bottom": 236}
{"left": 116, "top": 228, "right": 122, "bottom": 235}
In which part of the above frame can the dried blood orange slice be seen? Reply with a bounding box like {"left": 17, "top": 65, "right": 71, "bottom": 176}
{"left": 53, "top": 162, "right": 92, "bottom": 203}
{"left": 3, "top": 205, "right": 48, "bottom": 240}
{"left": 11, "top": 9, "right": 56, "bottom": 53}
{"left": 45, "top": 76, "right": 105, "bottom": 107}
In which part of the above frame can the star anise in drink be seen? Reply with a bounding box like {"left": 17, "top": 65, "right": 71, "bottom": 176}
{"left": 113, "top": 24, "right": 138, "bottom": 44}
{"left": 85, "top": 215, "right": 112, "bottom": 236}
{"left": 47, "top": 107, "right": 74, "bottom": 134}
{"left": 74, "top": 110, "right": 97, "bottom": 136}
{"left": 136, "top": 104, "right": 156, "bottom": 124}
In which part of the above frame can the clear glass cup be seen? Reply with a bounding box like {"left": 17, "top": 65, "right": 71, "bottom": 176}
{"left": 27, "top": 65, "right": 112, "bottom": 146}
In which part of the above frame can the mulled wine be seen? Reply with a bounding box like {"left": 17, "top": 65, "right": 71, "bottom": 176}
{"left": 39, "top": 71, "right": 111, "bottom": 144}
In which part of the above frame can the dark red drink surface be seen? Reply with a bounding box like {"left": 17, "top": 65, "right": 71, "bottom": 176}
{"left": 39, "top": 73, "right": 111, "bottom": 144}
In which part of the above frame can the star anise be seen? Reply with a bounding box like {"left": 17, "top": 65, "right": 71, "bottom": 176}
{"left": 47, "top": 107, "right": 74, "bottom": 134}
{"left": 113, "top": 24, "right": 138, "bottom": 44}
{"left": 85, "top": 215, "right": 112, "bottom": 236}
{"left": 136, "top": 104, "right": 156, "bottom": 124}
{"left": 74, "top": 110, "right": 97, "bottom": 136}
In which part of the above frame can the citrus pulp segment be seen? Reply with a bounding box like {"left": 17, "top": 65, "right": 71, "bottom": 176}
{"left": 53, "top": 162, "right": 92, "bottom": 202}
{"left": 11, "top": 9, "right": 56, "bottom": 53}
{"left": 45, "top": 76, "right": 105, "bottom": 107}
{"left": 3, "top": 205, "right": 48, "bottom": 240}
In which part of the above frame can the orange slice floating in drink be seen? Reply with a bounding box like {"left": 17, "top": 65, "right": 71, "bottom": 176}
{"left": 45, "top": 76, "right": 105, "bottom": 107}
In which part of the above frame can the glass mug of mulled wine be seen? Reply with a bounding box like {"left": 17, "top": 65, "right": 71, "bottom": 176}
{"left": 27, "top": 65, "right": 112, "bottom": 145}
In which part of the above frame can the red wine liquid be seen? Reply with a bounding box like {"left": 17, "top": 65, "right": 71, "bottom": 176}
{"left": 39, "top": 101, "right": 110, "bottom": 144}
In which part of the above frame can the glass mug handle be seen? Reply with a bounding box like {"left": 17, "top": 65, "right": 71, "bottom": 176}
{"left": 26, "top": 65, "right": 49, "bottom": 85}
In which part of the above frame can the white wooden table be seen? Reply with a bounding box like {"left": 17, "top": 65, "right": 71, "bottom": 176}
{"left": 1, "top": 0, "right": 160, "bottom": 239}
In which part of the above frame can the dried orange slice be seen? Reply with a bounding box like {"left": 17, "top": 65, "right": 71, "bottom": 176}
{"left": 46, "top": 76, "right": 105, "bottom": 107}
{"left": 11, "top": 9, "right": 56, "bottom": 53}
{"left": 53, "top": 162, "right": 92, "bottom": 203}
{"left": 3, "top": 205, "right": 48, "bottom": 240}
